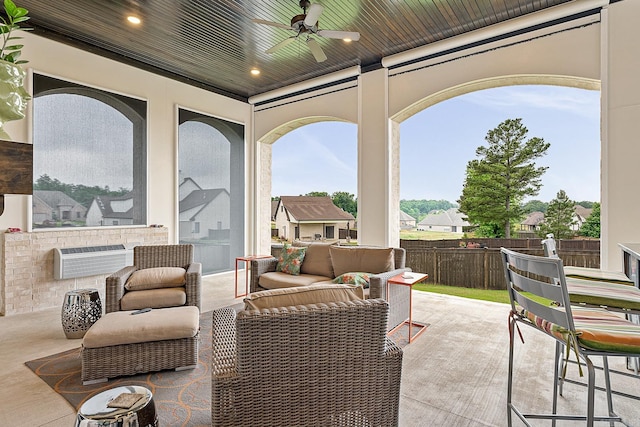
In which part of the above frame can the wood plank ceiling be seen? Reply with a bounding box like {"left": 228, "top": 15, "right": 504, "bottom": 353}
{"left": 19, "top": 0, "right": 574, "bottom": 101}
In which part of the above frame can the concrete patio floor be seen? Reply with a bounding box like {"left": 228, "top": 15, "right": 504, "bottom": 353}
{"left": 1, "top": 271, "right": 638, "bottom": 426}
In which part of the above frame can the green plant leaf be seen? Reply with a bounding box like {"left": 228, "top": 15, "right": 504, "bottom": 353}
{"left": 13, "top": 7, "right": 28, "bottom": 19}
{"left": 3, "top": 0, "right": 17, "bottom": 16}
{"left": 5, "top": 44, "right": 22, "bottom": 50}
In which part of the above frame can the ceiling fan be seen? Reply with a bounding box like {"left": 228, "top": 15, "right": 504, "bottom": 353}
{"left": 252, "top": 0, "right": 361, "bottom": 63}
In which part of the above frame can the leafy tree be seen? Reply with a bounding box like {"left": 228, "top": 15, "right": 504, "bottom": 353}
{"left": 458, "top": 118, "right": 549, "bottom": 238}
{"left": 522, "top": 199, "right": 548, "bottom": 214}
{"left": 399, "top": 199, "right": 456, "bottom": 222}
{"left": 579, "top": 202, "right": 600, "bottom": 238}
{"left": 305, "top": 191, "right": 329, "bottom": 197}
{"left": 34, "top": 174, "right": 129, "bottom": 208}
{"left": 537, "top": 190, "right": 576, "bottom": 239}
{"left": 576, "top": 200, "right": 595, "bottom": 209}
{"left": 331, "top": 191, "right": 357, "bottom": 216}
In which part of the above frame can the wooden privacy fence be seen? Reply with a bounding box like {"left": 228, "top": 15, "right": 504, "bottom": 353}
{"left": 401, "top": 240, "right": 601, "bottom": 290}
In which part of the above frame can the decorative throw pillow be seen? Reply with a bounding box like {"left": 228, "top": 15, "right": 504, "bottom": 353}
{"left": 276, "top": 244, "right": 307, "bottom": 276}
{"left": 333, "top": 272, "right": 371, "bottom": 289}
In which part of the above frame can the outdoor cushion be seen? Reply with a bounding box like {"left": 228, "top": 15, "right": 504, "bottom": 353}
{"left": 293, "top": 241, "right": 335, "bottom": 277}
{"left": 259, "top": 271, "right": 331, "bottom": 289}
{"left": 564, "top": 266, "right": 632, "bottom": 285}
{"left": 333, "top": 272, "right": 371, "bottom": 289}
{"left": 276, "top": 244, "right": 306, "bottom": 275}
{"left": 243, "top": 283, "right": 364, "bottom": 311}
{"left": 83, "top": 306, "right": 199, "bottom": 348}
{"left": 520, "top": 306, "right": 640, "bottom": 354}
{"left": 566, "top": 277, "right": 640, "bottom": 311}
{"left": 120, "top": 287, "right": 187, "bottom": 310}
{"left": 125, "top": 267, "right": 186, "bottom": 290}
{"left": 329, "top": 246, "right": 394, "bottom": 277}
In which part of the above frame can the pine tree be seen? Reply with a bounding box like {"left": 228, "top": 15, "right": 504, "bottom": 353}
{"left": 537, "top": 190, "right": 576, "bottom": 239}
{"left": 579, "top": 202, "right": 600, "bottom": 238}
{"left": 458, "top": 118, "right": 549, "bottom": 237}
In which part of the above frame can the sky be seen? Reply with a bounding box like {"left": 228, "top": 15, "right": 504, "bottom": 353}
{"left": 271, "top": 85, "right": 601, "bottom": 204}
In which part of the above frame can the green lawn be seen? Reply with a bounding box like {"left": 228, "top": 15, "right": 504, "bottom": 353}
{"left": 413, "top": 283, "right": 552, "bottom": 306}
{"left": 400, "top": 230, "right": 465, "bottom": 240}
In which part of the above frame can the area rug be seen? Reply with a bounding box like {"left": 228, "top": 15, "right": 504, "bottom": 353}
{"left": 26, "top": 309, "right": 427, "bottom": 426}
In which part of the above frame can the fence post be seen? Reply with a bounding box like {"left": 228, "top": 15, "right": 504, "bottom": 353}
{"left": 483, "top": 248, "right": 489, "bottom": 290}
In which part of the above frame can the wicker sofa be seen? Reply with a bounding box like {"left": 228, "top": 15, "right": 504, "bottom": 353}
{"left": 211, "top": 288, "right": 403, "bottom": 427}
{"left": 250, "top": 242, "right": 411, "bottom": 329}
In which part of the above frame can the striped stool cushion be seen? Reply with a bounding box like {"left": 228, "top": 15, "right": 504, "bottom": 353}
{"left": 566, "top": 277, "right": 640, "bottom": 311}
{"left": 564, "top": 266, "right": 632, "bottom": 285}
{"left": 520, "top": 306, "right": 640, "bottom": 354}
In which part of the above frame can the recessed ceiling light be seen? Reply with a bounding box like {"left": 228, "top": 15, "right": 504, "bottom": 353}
{"left": 127, "top": 15, "right": 141, "bottom": 25}
{"left": 250, "top": 68, "right": 261, "bottom": 76}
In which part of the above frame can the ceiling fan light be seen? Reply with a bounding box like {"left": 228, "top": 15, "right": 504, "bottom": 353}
{"left": 250, "top": 68, "right": 261, "bottom": 76}
{"left": 343, "top": 38, "right": 352, "bottom": 43}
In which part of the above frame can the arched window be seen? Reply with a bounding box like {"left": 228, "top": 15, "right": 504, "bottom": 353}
{"left": 32, "top": 74, "right": 147, "bottom": 228}
{"left": 178, "top": 109, "right": 244, "bottom": 274}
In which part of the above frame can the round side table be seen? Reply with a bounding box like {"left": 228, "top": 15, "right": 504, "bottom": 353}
{"left": 61, "top": 288, "right": 102, "bottom": 339}
{"left": 75, "top": 385, "right": 157, "bottom": 427}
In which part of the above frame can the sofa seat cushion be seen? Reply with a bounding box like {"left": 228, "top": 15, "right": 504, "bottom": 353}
{"left": 120, "top": 287, "right": 187, "bottom": 311}
{"left": 244, "top": 283, "right": 364, "bottom": 310}
{"left": 293, "top": 241, "right": 335, "bottom": 277}
{"left": 329, "top": 246, "right": 395, "bottom": 277}
{"left": 259, "top": 271, "right": 331, "bottom": 289}
{"left": 83, "top": 306, "right": 199, "bottom": 348}
{"left": 125, "top": 267, "right": 186, "bottom": 291}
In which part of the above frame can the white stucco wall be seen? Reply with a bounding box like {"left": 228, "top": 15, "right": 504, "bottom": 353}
{"left": 0, "top": 31, "right": 250, "bottom": 244}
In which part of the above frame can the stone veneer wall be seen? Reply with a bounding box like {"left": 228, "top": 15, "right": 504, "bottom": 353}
{"left": 0, "top": 227, "right": 168, "bottom": 316}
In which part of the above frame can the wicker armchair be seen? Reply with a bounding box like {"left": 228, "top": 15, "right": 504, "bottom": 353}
{"left": 250, "top": 247, "right": 411, "bottom": 330}
{"left": 105, "top": 244, "right": 202, "bottom": 313}
{"left": 211, "top": 299, "right": 403, "bottom": 427}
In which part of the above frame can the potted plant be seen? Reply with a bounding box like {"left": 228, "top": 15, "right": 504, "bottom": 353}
{"left": 0, "top": 0, "right": 30, "bottom": 139}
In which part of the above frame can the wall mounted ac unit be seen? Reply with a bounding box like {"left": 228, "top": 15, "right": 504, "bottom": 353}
{"left": 54, "top": 244, "right": 133, "bottom": 280}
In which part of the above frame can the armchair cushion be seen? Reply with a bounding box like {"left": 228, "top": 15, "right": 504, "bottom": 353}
{"left": 124, "top": 267, "right": 186, "bottom": 291}
{"left": 244, "top": 283, "right": 364, "bottom": 310}
{"left": 329, "top": 246, "right": 394, "bottom": 277}
{"left": 276, "top": 244, "right": 306, "bottom": 275}
{"left": 120, "top": 287, "right": 187, "bottom": 310}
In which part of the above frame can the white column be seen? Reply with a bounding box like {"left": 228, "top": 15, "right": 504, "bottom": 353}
{"left": 358, "top": 69, "right": 393, "bottom": 247}
{"left": 601, "top": 1, "right": 640, "bottom": 270}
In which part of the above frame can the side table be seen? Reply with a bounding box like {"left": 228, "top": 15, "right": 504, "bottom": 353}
{"left": 387, "top": 272, "right": 429, "bottom": 343}
{"left": 235, "top": 255, "right": 272, "bottom": 298}
{"left": 75, "top": 385, "right": 157, "bottom": 427}
{"left": 61, "top": 288, "right": 102, "bottom": 339}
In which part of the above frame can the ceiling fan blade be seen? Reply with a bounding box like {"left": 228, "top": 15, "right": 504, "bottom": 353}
{"left": 304, "top": 3, "right": 324, "bottom": 27}
{"left": 252, "top": 18, "right": 293, "bottom": 30}
{"left": 317, "top": 30, "right": 361, "bottom": 41}
{"left": 306, "top": 37, "right": 327, "bottom": 62}
{"left": 266, "top": 37, "right": 296, "bottom": 54}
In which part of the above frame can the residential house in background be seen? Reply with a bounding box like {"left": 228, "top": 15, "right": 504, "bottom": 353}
{"left": 573, "top": 205, "right": 594, "bottom": 231}
{"left": 32, "top": 190, "right": 87, "bottom": 226}
{"left": 178, "top": 177, "right": 202, "bottom": 202}
{"left": 520, "top": 211, "right": 545, "bottom": 233}
{"left": 399, "top": 210, "right": 416, "bottom": 229}
{"left": 417, "top": 208, "right": 469, "bottom": 233}
{"left": 85, "top": 193, "right": 134, "bottom": 226}
{"left": 275, "top": 196, "right": 355, "bottom": 242}
{"left": 179, "top": 188, "right": 230, "bottom": 240}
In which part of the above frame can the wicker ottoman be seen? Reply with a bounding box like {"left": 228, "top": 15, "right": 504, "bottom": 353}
{"left": 81, "top": 306, "right": 200, "bottom": 385}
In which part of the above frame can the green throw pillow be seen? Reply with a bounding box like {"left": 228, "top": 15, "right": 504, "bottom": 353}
{"left": 333, "top": 272, "right": 371, "bottom": 289}
{"left": 276, "top": 244, "right": 307, "bottom": 275}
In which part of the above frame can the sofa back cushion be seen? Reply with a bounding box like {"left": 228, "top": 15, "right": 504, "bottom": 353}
{"left": 293, "top": 241, "right": 335, "bottom": 277}
{"left": 329, "top": 246, "right": 395, "bottom": 277}
{"left": 244, "top": 283, "right": 364, "bottom": 311}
